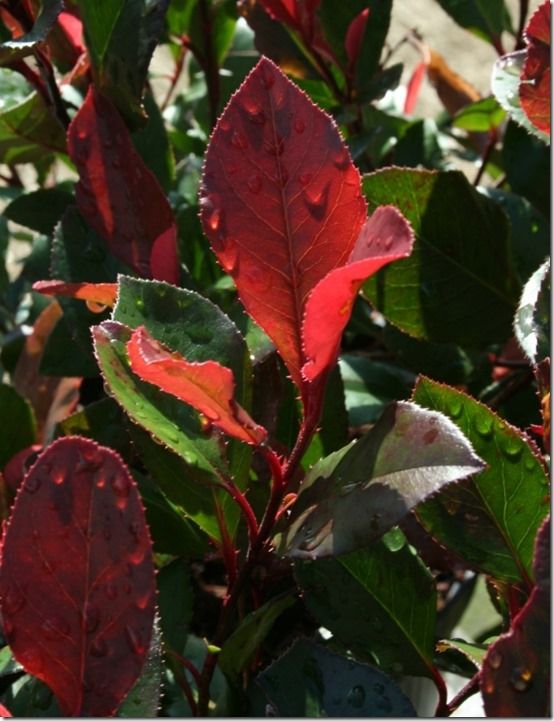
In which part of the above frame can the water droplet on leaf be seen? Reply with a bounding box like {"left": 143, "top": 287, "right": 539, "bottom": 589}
{"left": 294, "top": 118, "right": 305, "bottom": 134}
{"left": 25, "top": 474, "right": 42, "bottom": 494}
{"left": 247, "top": 173, "right": 263, "bottom": 194}
{"left": 346, "top": 685, "right": 366, "bottom": 708}
{"left": 474, "top": 414, "right": 494, "bottom": 439}
{"left": 488, "top": 650, "right": 503, "bottom": 669}
{"left": 510, "top": 667, "right": 532, "bottom": 692}
{"left": 90, "top": 636, "right": 109, "bottom": 658}
{"left": 231, "top": 130, "right": 249, "bottom": 150}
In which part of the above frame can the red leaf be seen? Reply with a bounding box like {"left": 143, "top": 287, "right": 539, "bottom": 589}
{"left": 57, "top": 11, "right": 85, "bottom": 56}
{"left": 200, "top": 57, "right": 367, "bottom": 390}
{"left": 33, "top": 280, "right": 118, "bottom": 311}
{"left": 0, "top": 437, "right": 156, "bottom": 717}
{"left": 127, "top": 326, "right": 268, "bottom": 446}
{"left": 302, "top": 206, "right": 414, "bottom": 385}
{"left": 404, "top": 60, "right": 428, "bottom": 115}
{"left": 67, "top": 88, "right": 179, "bottom": 284}
{"left": 481, "top": 515, "right": 550, "bottom": 716}
{"left": 345, "top": 8, "right": 369, "bottom": 74}
{"left": 0, "top": 703, "right": 11, "bottom": 717}
{"left": 520, "top": 0, "right": 551, "bottom": 135}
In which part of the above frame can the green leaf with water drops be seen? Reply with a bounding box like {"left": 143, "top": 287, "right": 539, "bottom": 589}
{"left": 413, "top": 377, "right": 550, "bottom": 585}
{"left": 295, "top": 529, "right": 437, "bottom": 678}
{"left": 118, "top": 614, "right": 162, "bottom": 717}
{"left": 253, "top": 638, "right": 416, "bottom": 716}
{"left": 514, "top": 258, "right": 550, "bottom": 365}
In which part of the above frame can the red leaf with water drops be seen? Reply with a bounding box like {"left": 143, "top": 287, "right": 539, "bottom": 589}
{"left": 33, "top": 280, "right": 118, "bottom": 311}
{"left": 127, "top": 326, "right": 268, "bottom": 446}
{"left": 481, "top": 515, "right": 550, "bottom": 716}
{"left": 520, "top": 0, "right": 551, "bottom": 136}
{"left": 0, "top": 436, "right": 156, "bottom": 717}
{"left": 67, "top": 88, "right": 179, "bottom": 284}
{"left": 200, "top": 57, "right": 367, "bottom": 392}
{"left": 302, "top": 206, "right": 414, "bottom": 386}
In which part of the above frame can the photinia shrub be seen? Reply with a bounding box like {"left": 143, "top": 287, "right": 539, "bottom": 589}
{"left": 0, "top": 0, "right": 549, "bottom": 717}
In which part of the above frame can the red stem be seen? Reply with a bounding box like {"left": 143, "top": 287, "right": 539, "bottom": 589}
{"left": 432, "top": 665, "right": 450, "bottom": 716}
{"left": 220, "top": 476, "right": 259, "bottom": 546}
{"left": 169, "top": 649, "right": 203, "bottom": 688}
{"left": 444, "top": 671, "right": 481, "bottom": 716}
{"left": 172, "top": 659, "right": 199, "bottom": 715}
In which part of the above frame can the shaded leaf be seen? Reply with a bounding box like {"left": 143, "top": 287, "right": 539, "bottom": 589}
{"left": 0, "top": 0, "right": 63, "bottom": 64}
{"left": 413, "top": 377, "right": 550, "bottom": 585}
{"left": 118, "top": 615, "right": 162, "bottom": 717}
{"left": 67, "top": 88, "right": 178, "bottom": 283}
{"left": 0, "top": 385, "right": 36, "bottom": 469}
{"left": 276, "top": 400, "right": 485, "bottom": 558}
{"left": 3, "top": 188, "right": 73, "bottom": 234}
{"left": 481, "top": 515, "right": 550, "bottom": 716}
{"left": 0, "top": 437, "right": 157, "bottom": 716}
{"left": 296, "top": 530, "right": 437, "bottom": 678}
{"left": 520, "top": 1, "right": 550, "bottom": 137}
{"left": 157, "top": 560, "right": 193, "bottom": 655}
{"left": 514, "top": 257, "right": 550, "bottom": 365}
{"left": 253, "top": 638, "right": 416, "bottom": 716}
{"left": 502, "top": 120, "right": 549, "bottom": 215}
{"left": 435, "top": 0, "right": 513, "bottom": 46}
{"left": 362, "top": 168, "right": 519, "bottom": 346}
{"left": 127, "top": 326, "right": 267, "bottom": 445}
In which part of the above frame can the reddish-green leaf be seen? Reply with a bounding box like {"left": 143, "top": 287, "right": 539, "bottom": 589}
{"left": 481, "top": 516, "right": 550, "bottom": 716}
{"left": 67, "top": 88, "right": 179, "bottom": 283}
{"left": 0, "top": 437, "right": 156, "bottom": 717}
{"left": 127, "top": 326, "right": 267, "bottom": 446}
{"left": 33, "top": 280, "right": 118, "bottom": 310}
{"left": 200, "top": 57, "right": 367, "bottom": 391}
{"left": 520, "top": 1, "right": 550, "bottom": 136}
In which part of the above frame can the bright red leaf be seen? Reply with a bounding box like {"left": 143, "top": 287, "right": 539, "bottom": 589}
{"left": 0, "top": 703, "right": 11, "bottom": 717}
{"left": 33, "top": 280, "right": 118, "bottom": 311}
{"left": 200, "top": 57, "right": 367, "bottom": 391}
{"left": 520, "top": 0, "right": 550, "bottom": 136}
{"left": 0, "top": 437, "right": 156, "bottom": 717}
{"left": 67, "top": 88, "right": 179, "bottom": 284}
{"left": 127, "top": 326, "right": 268, "bottom": 446}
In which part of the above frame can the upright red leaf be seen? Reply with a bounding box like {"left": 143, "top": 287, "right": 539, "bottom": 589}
{"left": 0, "top": 437, "right": 156, "bottom": 717}
{"left": 67, "top": 88, "right": 179, "bottom": 284}
{"left": 200, "top": 57, "right": 367, "bottom": 389}
{"left": 127, "top": 326, "right": 268, "bottom": 446}
{"left": 520, "top": 0, "right": 550, "bottom": 136}
{"left": 345, "top": 8, "right": 370, "bottom": 75}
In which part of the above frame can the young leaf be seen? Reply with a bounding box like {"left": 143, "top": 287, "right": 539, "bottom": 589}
{"left": 520, "top": 1, "right": 550, "bottom": 138}
{"left": 275, "top": 400, "right": 485, "bottom": 558}
{"left": 481, "top": 516, "right": 550, "bottom": 716}
{"left": 200, "top": 56, "right": 367, "bottom": 390}
{"left": 0, "top": 437, "right": 157, "bottom": 717}
{"left": 127, "top": 326, "right": 267, "bottom": 446}
{"left": 0, "top": 0, "right": 63, "bottom": 64}
{"left": 67, "top": 88, "right": 179, "bottom": 284}
{"left": 514, "top": 257, "right": 550, "bottom": 365}
{"left": 33, "top": 280, "right": 118, "bottom": 310}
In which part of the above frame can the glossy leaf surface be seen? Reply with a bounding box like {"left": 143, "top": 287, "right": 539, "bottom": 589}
{"left": 67, "top": 88, "right": 178, "bottom": 283}
{"left": 296, "top": 530, "right": 437, "bottom": 677}
{"left": 520, "top": 1, "right": 550, "bottom": 137}
{"left": 0, "top": 437, "right": 156, "bottom": 716}
{"left": 362, "top": 169, "right": 519, "bottom": 346}
{"left": 33, "top": 280, "right": 118, "bottom": 309}
{"left": 481, "top": 516, "right": 550, "bottom": 716}
{"left": 127, "top": 326, "right": 267, "bottom": 445}
{"left": 276, "top": 400, "right": 485, "bottom": 558}
{"left": 253, "top": 639, "right": 416, "bottom": 716}
{"left": 200, "top": 56, "right": 367, "bottom": 389}
{"left": 413, "top": 377, "right": 550, "bottom": 584}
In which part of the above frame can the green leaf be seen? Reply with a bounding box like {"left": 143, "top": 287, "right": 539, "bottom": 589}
{"left": 76, "top": 0, "right": 169, "bottom": 126}
{"left": 253, "top": 639, "right": 416, "bottom": 716}
{"left": 59, "top": 397, "right": 132, "bottom": 457}
{"left": 437, "top": 638, "right": 489, "bottom": 671}
{"left": 435, "top": 0, "right": 513, "bottom": 46}
{"left": 0, "top": 91, "right": 66, "bottom": 164}
{"left": 0, "top": 0, "right": 63, "bottom": 64}
{"left": 0, "top": 384, "right": 36, "bottom": 468}
{"left": 491, "top": 51, "right": 550, "bottom": 145}
{"left": 132, "top": 91, "right": 175, "bottom": 193}
{"left": 514, "top": 258, "right": 550, "bottom": 365}
{"left": 296, "top": 530, "right": 437, "bottom": 678}
{"left": 219, "top": 593, "right": 296, "bottom": 680}
{"left": 452, "top": 96, "right": 506, "bottom": 132}
{"left": 413, "top": 377, "right": 550, "bottom": 585}
{"left": 4, "top": 188, "right": 73, "bottom": 235}
{"left": 157, "top": 559, "right": 194, "bottom": 655}
{"left": 502, "top": 121, "right": 550, "bottom": 215}
{"left": 118, "top": 615, "right": 162, "bottom": 717}
{"left": 0, "top": 645, "right": 23, "bottom": 678}
{"left": 275, "top": 400, "right": 485, "bottom": 558}
{"left": 362, "top": 168, "right": 519, "bottom": 346}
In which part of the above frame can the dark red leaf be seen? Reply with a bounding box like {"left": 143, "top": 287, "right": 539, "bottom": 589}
{"left": 200, "top": 57, "right": 367, "bottom": 391}
{"left": 345, "top": 8, "right": 369, "bottom": 74}
{"left": 0, "top": 437, "right": 156, "bottom": 717}
{"left": 2, "top": 445, "right": 42, "bottom": 497}
{"left": 481, "top": 515, "right": 550, "bottom": 716}
{"left": 258, "top": 0, "right": 300, "bottom": 29}
{"left": 33, "top": 280, "right": 118, "bottom": 311}
{"left": 520, "top": 0, "right": 550, "bottom": 135}
{"left": 67, "top": 88, "right": 179, "bottom": 284}
{"left": 127, "top": 326, "right": 268, "bottom": 446}
{"left": 302, "top": 206, "right": 414, "bottom": 385}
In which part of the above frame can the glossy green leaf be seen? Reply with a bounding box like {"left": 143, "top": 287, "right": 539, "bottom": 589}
{"left": 296, "top": 530, "right": 437, "bottom": 678}
{"left": 502, "top": 121, "right": 550, "bottom": 215}
{"left": 435, "top": 0, "right": 513, "bottom": 46}
{"left": 276, "top": 400, "right": 485, "bottom": 558}
{"left": 219, "top": 593, "right": 296, "bottom": 679}
{"left": 118, "top": 615, "right": 162, "bottom": 717}
{"left": 514, "top": 258, "right": 550, "bottom": 365}
{"left": 0, "top": 385, "right": 36, "bottom": 468}
{"left": 132, "top": 91, "right": 175, "bottom": 192}
{"left": 413, "top": 377, "right": 550, "bottom": 585}
{"left": 157, "top": 560, "right": 194, "bottom": 655}
{"left": 3, "top": 188, "right": 73, "bottom": 235}
{"left": 253, "top": 639, "right": 416, "bottom": 716}
{"left": 59, "top": 397, "right": 132, "bottom": 457}
{"left": 437, "top": 638, "right": 489, "bottom": 671}
{"left": 167, "top": 0, "right": 237, "bottom": 67}
{"left": 0, "top": 0, "right": 63, "bottom": 64}
{"left": 362, "top": 169, "right": 519, "bottom": 346}
{"left": 452, "top": 96, "right": 505, "bottom": 132}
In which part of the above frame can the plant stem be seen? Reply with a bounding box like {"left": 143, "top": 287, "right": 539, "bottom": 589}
{"left": 515, "top": 0, "right": 530, "bottom": 49}
{"left": 168, "top": 649, "right": 203, "bottom": 687}
{"left": 34, "top": 48, "right": 70, "bottom": 129}
{"left": 171, "top": 656, "right": 199, "bottom": 715}
{"left": 443, "top": 671, "right": 481, "bottom": 716}
{"left": 473, "top": 130, "right": 497, "bottom": 186}
{"left": 431, "top": 665, "right": 449, "bottom": 716}
{"left": 220, "top": 476, "right": 259, "bottom": 546}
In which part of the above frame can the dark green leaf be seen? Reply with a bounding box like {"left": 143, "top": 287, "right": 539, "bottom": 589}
{"left": 0, "top": 645, "right": 23, "bottom": 678}
{"left": 393, "top": 119, "right": 444, "bottom": 169}
{"left": 118, "top": 615, "right": 162, "bottom": 717}
{"left": 157, "top": 559, "right": 194, "bottom": 655}
{"left": 502, "top": 121, "right": 550, "bottom": 215}
{"left": 0, "top": 91, "right": 66, "bottom": 163}
{"left": 132, "top": 91, "right": 175, "bottom": 192}
{"left": 514, "top": 258, "right": 550, "bottom": 365}
{"left": 40, "top": 308, "right": 102, "bottom": 377}
{"left": 276, "top": 400, "right": 485, "bottom": 558}
{"left": 253, "top": 639, "right": 416, "bottom": 716}
{"left": 453, "top": 96, "right": 505, "bottom": 132}
{"left": 437, "top": 638, "right": 488, "bottom": 670}
{"left": 0, "top": 0, "right": 63, "bottom": 64}
{"left": 435, "top": 0, "right": 513, "bottom": 46}
{"left": 2, "top": 676, "right": 60, "bottom": 717}
{"left": 296, "top": 530, "right": 436, "bottom": 678}
{"left": 0, "top": 384, "right": 36, "bottom": 468}
{"left": 413, "top": 377, "right": 550, "bottom": 584}
{"left": 362, "top": 169, "right": 519, "bottom": 346}
{"left": 59, "top": 397, "right": 132, "bottom": 457}
{"left": 4, "top": 188, "right": 73, "bottom": 234}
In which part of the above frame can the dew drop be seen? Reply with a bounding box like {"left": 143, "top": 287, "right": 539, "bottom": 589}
{"left": 135, "top": 590, "right": 151, "bottom": 610}
{"left": 261, "top": 66, "right": 275, "bottom": 89}
{"left": 346, "top": 685, "right": 366, "bottom": 708}
{"left": 373, "top": 682, "right": 385, "bottom": 695}
{"left": 231, "top": 130, "right": 249, "bottom": 150}
{"left": 25, "top": 474, "right": 42, "bottom": 494}
{"left": 294, "top": 118, "right": 305, "bottom": 134}
{"left": 84, "top": 602, "right": 101, "bottom": 634}
{"left": 104, "top": 583, "right": 118, "bottom": 601}
{"left": 332, "top": 146, "right": 350, "bottom": 170}
{"left": 449, "top": 399, "right": 464, "bottom": 419}
{"left": 86, "top": 300, "right": 108, "bottom": 314}
{"left": 483, "top": 677, "right": 495, "bottom": 694}
{"left": 500, "top": 436, "right": 523, "bottom": 461}
{"left": 524, "top": 456, "right": 537, "bottom": 472}
{"left": 125, "top": 626, "right": 145, "bottom": 656}
{"left": 135, "top": 298, "right": 145, "bottom": 312}
{"left": 130, "top": 544, "right": 146, "bottom": 565}
{"left": 384, "top": 236, "right": 394, "bottom": 251}
{"left": 247, "top": 173, "right": 263, "bottom": 194}
{"left": 488, "top": 650, "right": 503, "bottom": 669}
{"left": 90, "top": 636, "right": 109, "bottom": 658}
{"left": 510, "top": 667, "right": 533, "bottom": 692}
{"left": 304, "top": 186, "right": 328, "bottom": 219}
{"left": 111, "top": 474, "right": 130, "bottom": 506}
{"left": 208, "top": 206, "right": 222, "bottom": 232}
{"left": 52, "top": 467, "right": 65, "bottom": 485}
{"left": 474, "top": 414, "right": 494, "bottom": 439}
{"left": 95, "top": 473, "right": 106, "bottom": 489}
